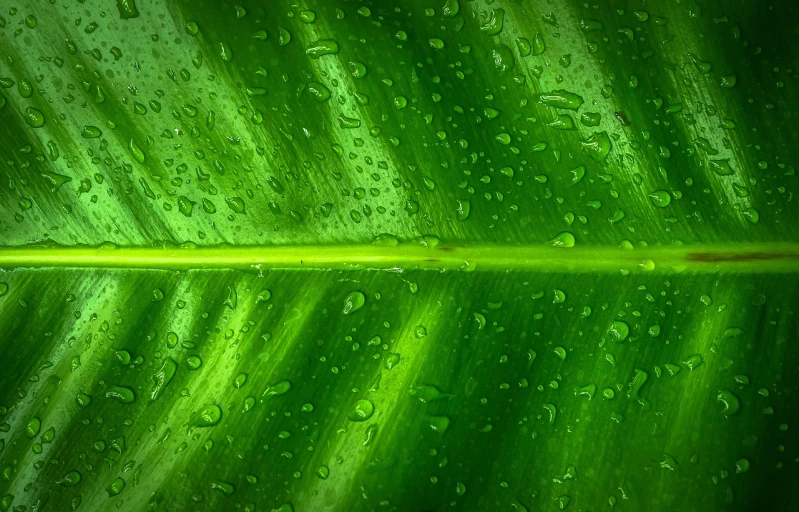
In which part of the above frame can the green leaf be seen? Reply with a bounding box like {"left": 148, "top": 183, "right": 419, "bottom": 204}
{"left": 1, "top": 1, "right": 798, "bottom": 511}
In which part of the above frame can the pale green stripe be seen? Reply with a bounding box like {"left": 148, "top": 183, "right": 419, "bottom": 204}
{"left": 1, "top": 243, "right": 798, "bottom": 273}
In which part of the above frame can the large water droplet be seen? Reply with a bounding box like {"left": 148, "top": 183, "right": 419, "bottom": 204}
{"left": 347, "top": 399, "right": 375, "bottom": 422}
{"left": 191, "top": 404, "right": 222, "bottom": 427}
{"left": 342, "top": 291, "right": 365, "bottom": 315}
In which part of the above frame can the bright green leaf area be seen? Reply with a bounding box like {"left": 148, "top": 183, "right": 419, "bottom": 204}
{"left": 0, "top": 1, "right": 798, "bottom": 511}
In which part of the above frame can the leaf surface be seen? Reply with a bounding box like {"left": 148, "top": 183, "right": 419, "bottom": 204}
{"left": 1, "top": 1, "right": 798, "bottom": 511}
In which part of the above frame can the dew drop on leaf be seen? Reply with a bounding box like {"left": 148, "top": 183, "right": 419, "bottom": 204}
{"left": 348, "top": 399, "right": 375, "bottom": 422}
{"left": 75, "top": 393, "right": 92, "bottom": 408}
{"left": 106, "top": 386, "right": 136, "bottom": 404}
{"left": 717, "top": 389, "right": 741, "bottom": 417}
{"left": 192, "top": 404, "right": 222, "bottom": 427}
{"left": 56, "top": 470, "right": 82, "bottom": 487}
{"left": 550, "top": 231, "right": 575, "bottom": 248}
{"left": 735, "top": 458, "right": 750, "bottom": 473}
{"left": 306, "top": 39, "right": 340, "bottom": 57}
{"left": 263, "top": 380, "right": 292, "bottom": 398}
{"left": 25, "top": 417, "right": 41, "bottom": 438}
{"left": 428, "top": 415, "right": 451, "bottom": 433}
{"left": 608, "top": 321, "right": 630, "bottom": 342}
{"left": 106, "top": 477, "right": 126, "bottom": 496}
{"left": 210, "top": 480, "right": 235, "bottom": 495}
{"left": 24, "top": 107, "right": 45, "bottom": 128}
{"left": 342, "top": 291, "right": 365, "bottom": 315}
{"left": 649, "top": 190, "right": 671, "bottom": 207}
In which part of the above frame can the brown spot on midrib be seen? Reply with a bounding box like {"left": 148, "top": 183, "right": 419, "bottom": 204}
{"left": 686, "top": 252, "right": 799, "bottom": 263}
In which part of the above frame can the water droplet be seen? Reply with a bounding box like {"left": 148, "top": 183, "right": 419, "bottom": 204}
{"left": 347, "top": 399, "right": 375, "bottom": 422}
{"left": 495, "top": 132, "right": 511, "bottom": 145}
{"left": 549, "top": 231, "right": 575, "bottom": 248}
{"left": 480, "top": 8, "right": 505, "bottom": 34}
{"left": 56, "top": 470, "right": 82, "bottom": 487}
{"left": 217, "top": 42, "right": 233, "bottom": 62}
{"left": 210, "top": 480, "right": 235, "bottom": 495}
{"left": 185, "top": 20, "right": 199, "bottom": 35}
{"left": 115, "top": 350, "right": 131, "bottom": 365}
{"left": 720, "top": 74, "right": 737, "bottom": 88}
{"left": 192, "top": 404, "right": 222, "bottom": 427}
{"left": 542, "top": 403, "right": 557, "bottom": 424}
{"left": 429, "top": 38, "right": 445, "bottom": 50}
{"left": 81, "top": 125, "right": 102, "bottom": 138}
{"left": 343, "top": 291, "right": 365, "bottom": 315}
{"left": 580, "top": 132, "right": 612, "bottom": 162}
{"left": 225, "top": 196, "right": 246, "bottom": 214}
{"left": 539, "top": 90, "right": 584, "bottom": 110}
{"left": 106, "top": 477, "right": 126, "bottom": 497}
{"left": 307, "top": 82, "right": 331, "bottom": 102}
{"left": 735, "top": 458, "right": 750, "bottom": 473}
{"left": 106, "top": 386, "right": 135, "bottom": 404}
{"left": 716, "top": 389, "right": 741, "bottom": 417}
{"left": 299, "top": 10, "right": 316, "bottom": 23}
{"left": 25, "top": 417, "right": 41, "bottom": 438}
{"left": 41, "top": 427, "right": 55, "bottom": 443}
{"left": 150, "top": 358, "right": 177, "bottom": 400}
{"left": 116, "top": 0, "right": 140, "bottom": 19}
{"left": 455, "top": 198, "right": 471, "bottom": 220}
{"left": 428, "top": 415, "right": 451, "bottom": 433}
{"left": 24, "top": 107, "right": 45, "bottom": 128}
{"left": 683, "top": 353, "right": 704, "bottom": 371}
{"left": 490, "top": 44, "right": 514, "bottom": 73}
{"left": 177, "top": 196, "right": 195, "bottom": 217}
{"left": 574, "top": 384, "right": 597, "bottom": 400}
{"left": 306, "top": 39, "right": 339, "bottom": 57}
{"left": 532, "top": 32, "right": 546, "bottom": 55}
{"left": 185, "top": 355, "right": 202, "bottom": 369}
{"left": 742, "top": 207, "right": 759, "bottom": 224}
{"left": 75, "top": 393, "right": 92, "bottom": 408}
{"left": 128, "top": 138, "right": 145, "bottom": 164}
{"left": 649, "top": 190, "right": 671, "bottom": 207}
{"left": 263, "top": 380, "right": 292, "bottom": 398}
{"left": 660, "top": 454, "right": 678, "bottom": 471}
{"left": 443, "top": 0, "right": 460, "bottom": 17}
{"left": 410, "top": 384, "right": 453, "bottom": 403}
{"left": 627, "top": 369, "right": 648, "bottom": 399}
{"left": 607, "top": 321, "right": 629, "bottom": 342}
{"left": 709, "top": 159, "right": 734, "bottom": 176}
{"left": 384, "top": 353, "right": 400, "bottom": 370}
{"left": 234, "top": 373, "right": 248, "bottom": 389}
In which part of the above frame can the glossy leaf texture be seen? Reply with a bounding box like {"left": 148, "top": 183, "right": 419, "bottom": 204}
{"left": 1, "top": 1, "right": 799, "bottom": 511}
{"left": 1, "top": 270, "right": 798, "bottom": 511}
{"left": 0, "top": 0, "right": 797, "bottom": 246}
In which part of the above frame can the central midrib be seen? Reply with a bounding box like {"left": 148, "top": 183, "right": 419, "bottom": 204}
{"left": 1, "top": 243, "right": 798, "bottom": 273}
